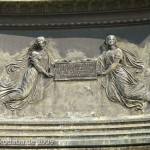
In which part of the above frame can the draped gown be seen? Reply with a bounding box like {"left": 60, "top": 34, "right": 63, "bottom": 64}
{"left": 0, "top": 48, "right": 51, "bottom": 110}
{"left": 97, "top": 47, "right": 150, "bottom": 110}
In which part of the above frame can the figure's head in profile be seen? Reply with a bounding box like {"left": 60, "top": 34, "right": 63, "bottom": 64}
{"left": 105, "top": 35, "right": 117, "bottom": 47}
{"left": 35, "top": 36, "right": 46, "bottom": 50}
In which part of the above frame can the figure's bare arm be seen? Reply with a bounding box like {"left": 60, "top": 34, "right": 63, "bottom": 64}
{"left": 96, "top": 55, "right": 105, "bottom": 76}
{"left": 100, "top": 49, "right": 123, "bottom": 75}
{"left": 30, "top": 52, "right": 53, "bottom": 77}
{"left": 104, "top": 58, "right": 120, "bottom": 75}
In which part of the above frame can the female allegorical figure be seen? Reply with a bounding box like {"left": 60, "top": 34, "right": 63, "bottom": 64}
{"left": 0, "top": 37, "right": 54, "bottom": 110}
{"left": 97, "top": 35, "right": 150, "bottom": 110}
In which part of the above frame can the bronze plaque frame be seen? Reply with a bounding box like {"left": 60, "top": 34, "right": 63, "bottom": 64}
{"left": 54, "top": 61, "right": 97, "bottom": 81}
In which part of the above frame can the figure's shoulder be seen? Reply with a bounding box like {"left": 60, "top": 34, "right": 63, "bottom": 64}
{"left": 31, "top": 51, "right": 38, "bottom": 55}
{"left": 29, "top": 51, "right": 42, "bottom": 61}
{"left": 30, "top": 51, "right": 40, "bottom": 57}
{"left": 114, "top": 48, "right": 123, "bottom": 59}
{"left": 115, "top": 48, "right": 122, "bottom": 53}
{"left": 115, "top": 48, "right": 123, "bottom": 55}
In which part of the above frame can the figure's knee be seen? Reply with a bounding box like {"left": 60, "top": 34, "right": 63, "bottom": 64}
{"left": 9, "top": 89, "right": 28, "bottom": 100}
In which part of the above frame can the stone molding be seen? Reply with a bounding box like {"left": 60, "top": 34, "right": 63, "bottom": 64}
{"left": 0, "top": 0, "right": 150, "bottom": 15}
{"left": 0, "top": 17, "right": 150, "bottom": 29}
{"left": 0, "top": 116, "right": 149, "bottom": 148}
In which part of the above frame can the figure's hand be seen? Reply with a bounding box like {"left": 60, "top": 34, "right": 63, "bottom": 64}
{"left": 46, "top": 73, "right": 54, "bottom": 78}
{"left": 101, "top": 72, "right": 107, "bottom": 75}
{"left": 97, "top": 72, "right": 101, "bottom": 76}
{"left": 52, "top": 59, "right": 71, "bottom": 65}
{"left": 97, "top": 71, "right": 106, "bottom": 76}
{"left": 62, "top": 59, "right": 71, "bottom": 62}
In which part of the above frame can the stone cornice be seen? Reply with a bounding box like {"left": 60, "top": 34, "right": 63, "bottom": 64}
{"left": 0, "top": 17, "right": 150, "bottom": 30}
{"left": 0, "top": 1, "right": 150, "bottom": 29}
{"left": 0, "top": 0, "right": 150, "bottom": 15}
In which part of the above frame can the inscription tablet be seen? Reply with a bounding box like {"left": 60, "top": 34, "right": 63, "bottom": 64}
{"left": 54, "top": 61, "right": 97, "bottom": 81}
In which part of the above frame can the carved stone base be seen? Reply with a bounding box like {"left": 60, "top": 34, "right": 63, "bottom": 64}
{"left": 0, "top": 115, "right": 149, "bottom": 148}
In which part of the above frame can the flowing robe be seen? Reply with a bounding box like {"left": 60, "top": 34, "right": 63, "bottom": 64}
{"left": 0, "top": 48, "right": 51, "bottom": 110}
{"left": 97, "top": 48, "right": 149, "bottom": 110}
